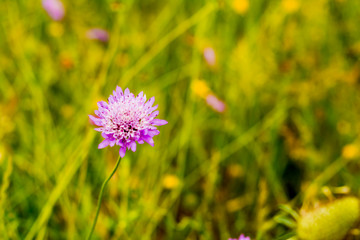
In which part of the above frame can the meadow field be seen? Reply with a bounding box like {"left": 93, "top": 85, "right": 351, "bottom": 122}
{"left": 1, "top": 0, "right": 360, "bottom": 239}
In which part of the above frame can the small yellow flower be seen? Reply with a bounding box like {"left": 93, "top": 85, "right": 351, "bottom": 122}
{"left": 163, "top": 174, "right": 180, "bottom": 189}
{"left": 232, "top": 0, "right": 249, "bottom": 15}
{"left": 191, "top": 79, "right": 211, "bottom": 99}
{"left": 342, "top": 144, "right": 359, "bottom": 159}
{"left": 282, "top": 0, "right": 300, "bottom": 14}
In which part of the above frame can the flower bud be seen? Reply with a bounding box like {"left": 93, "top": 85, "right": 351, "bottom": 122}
{"left": 298, "top": 197, "right": 360, "bottom": 240}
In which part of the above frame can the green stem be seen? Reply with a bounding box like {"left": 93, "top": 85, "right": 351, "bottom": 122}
{"left": 87, "top": 156, "right": 122, "bottom": 240}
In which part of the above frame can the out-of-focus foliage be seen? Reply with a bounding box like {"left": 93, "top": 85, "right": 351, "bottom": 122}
{"left": 1, "top": 0, "right": 360, "bottom": 239}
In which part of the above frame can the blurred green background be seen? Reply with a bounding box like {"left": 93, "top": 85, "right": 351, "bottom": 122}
{"left": 1, "top": 0, "right": 360, "bottom": 239}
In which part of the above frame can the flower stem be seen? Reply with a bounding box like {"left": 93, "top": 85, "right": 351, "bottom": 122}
{"left": 87, "top": 156, "right": 122, "bottom": 240}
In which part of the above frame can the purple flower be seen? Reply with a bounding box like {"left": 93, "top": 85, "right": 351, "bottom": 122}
{"left": 229, "top": 234, "right": 251, "bottom": 240}
{"left": 206, "top": 94, "right": 226, "bottom": 113}
{"left": 203, "top": 47, "right": 216, "bottom": 66}
{"left": 42, "top": 0, "right": 65, "bottom": 21}
{"left": 86, "top": 28, "right": 109, "bottom": 42}
{"left": 89, "top": 86, "right": 168, "bottom": 158}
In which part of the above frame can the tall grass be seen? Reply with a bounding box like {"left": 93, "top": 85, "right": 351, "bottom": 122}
{"left": 1, "top": 0, "right": 360, "bottom": 239}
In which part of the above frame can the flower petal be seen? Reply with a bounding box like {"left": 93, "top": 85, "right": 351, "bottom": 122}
{"left": 94, "top": 110, "right": 102, "bottom": 117}
{"left": 124, "top": 88, "right": 130, "bottom": 96}
{"left": 129, "top": 142, "right": 137, "bottom": 152}
{"left": 112, "top": 90, "right": 121, "bottom": 101}
{"left": 151, "top": 119, "right": 168, "bottom": 126}
{"left": 149, "top": 111, "right": 159, "bottom": 118}
{"left": 137, "top": 91, "right": 143, "bottom": 98}
{"left": 149, "top": 104, "right": 158, "bottom": 112}
{"left": 148, "top": 129, "right": 160, "bottom": 137}
{"left": 147, "top": 97, "right": 155, "bottom": 107}
{"left": 97, "top": 101, "right": 108, "bottom": 109}
{"left": 98, "top": 139, "right": 110, "bottom": 149}
{"left": 142, "top": 136, "right": 154, "bottom": 147}
{"left": 116, "top": 86, "right": 123, "bottom": 95}
{"left": 108, "top": 95, "right": 115, "bottom": 104}
{"left": 42, "top": 0, "right": 65, "bottom": 21}
{"left": 119, "top": 147, "right": 126, "bottom": 158}
{"left": 89, "top": 115, "right": 103, "bottom": 126}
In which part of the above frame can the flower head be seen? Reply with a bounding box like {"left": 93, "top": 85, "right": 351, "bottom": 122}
{"left": 191, "top": 79, "right": 211, "bottom": 99}
{"left": 203, "top": 47, "right": 216, "bottom": 66}
{"left": 229, "top": 234, "right": 251, "bottom": 240}
{"left": 89, "top": 86, "right": 167, "bottom": 158}
{"left": 206, "top": 94, "right": 226, "bottom": 113}
{"left": 86, "top": 28, "right": 109, "bottom": 42}
{"left": 232, "top": 0, "right": 250, "bottom": 15}
{"left": 42, "top": 0, "right": 65, "bottom": 21}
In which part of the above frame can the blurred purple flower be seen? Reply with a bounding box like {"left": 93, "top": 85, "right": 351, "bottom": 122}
{"left": 86, "top": 28, "right": 109, "bottom": 42}
{"left": 203, "top": 47, "right": 216, "bottom": 66}
{"left": 229, "top": 234, "right": 251, "bottom": 240}
{"left": 42, "top": 0, "right": 65, "bottom": 21}
{"left": 89, "top": 86, "right": 167, "bottom": 158}
{"left": 206, "top": 94, "right": 226, "bottom": 113}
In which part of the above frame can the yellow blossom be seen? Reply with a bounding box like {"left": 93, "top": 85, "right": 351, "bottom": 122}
{"left": 342, "top": 144, "right": 359, "bottom": 159}
{"left": 282, "top": 0, "right": 300, "bottom": 13}
{"left": 232, "top": 0, "right": 249, "bottom": 15}
{"left": 191, "top": 79, "right": 211, "bottom": 99}
{"left": 163, "top": 174, "right": 180, "bottom": 189}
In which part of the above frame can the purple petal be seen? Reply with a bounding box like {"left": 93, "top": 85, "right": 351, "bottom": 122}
{"left": 116, "top": 86, "right": 123, "bottom": 95}
{"left": 109, "top": 140, "right": 116, "bottom": 147}
{"left": 129, "top": 142, "right": 137, "bottom": 152}
{"left": 94, "top": 110, "right": 102, "bottom": 117}
{"left": 147, "top": 129, "right": 160, "bottom": 137}
{"left": 101, "top": 132, "right": 111, "bottom": 138}
{"left": 116, "top": 139, "right": 123, "bottom": 146}
{"left": 149, "top": 111, "right": 159, "bottom": 118}
{"left": 149, "top": 104, "right": 158, "bottom": 112}
{"left": 203, "top": 47, "right": 216, "bottom": 66}
{"left": 97, "top": 101, "right": 108, "bottom": 109}
{"left": 113, "top": 90, "right": 122, "bottom": 101}
{"left": 119, "top": 147, "right": 126, "bottom": 158}
{"left": 147, "top": 97, "right": 155, "bottom": 107}
{"left": 124, "top": 88, "right": 130, "bottom": 96}
{"left": 89, "top": 115, "right": 103, "bottom": 126}
{"left": 86, "top": 28, "right": 109, "bottom": 42}
{"left": 151, "top": 119, "right": 168, "bottom": 126}
{"left": 141, "top": 129, "right": 148, "bottom": 135}
{"left": 42, "top": 0, "right": 65, "bottom": 21}
{"left": 98, "top": 139, "right": 110, "bottom": 149}
{"left": 142, "top": 136, "right": 154, "bottom": 147}
{"left": 108, "top": 95, "right": 115, "bottom": 104}
{"left": 137, "top": 91, "right": 143, "bottom": 98}
{"left": 137, "top": 140, "right": 144, "bottom": 144}
{"left": 239, "top": 234, "right": 251, "bottom": 240}
{"left": 206, "top": 94, "right": 226, "bottom": 113}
